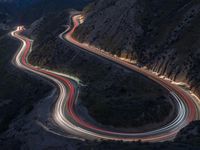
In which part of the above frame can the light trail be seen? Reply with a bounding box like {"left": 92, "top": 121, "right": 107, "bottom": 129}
{"left": 60, "top": 14, "right": 199, "bottom": 141}
{"left": 10, "top": 12, "right": 199, "bottom": 142}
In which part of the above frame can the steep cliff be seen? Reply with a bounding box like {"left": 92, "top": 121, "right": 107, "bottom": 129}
{"left": 74, "top": 0, "right": 200, "bottom": 97}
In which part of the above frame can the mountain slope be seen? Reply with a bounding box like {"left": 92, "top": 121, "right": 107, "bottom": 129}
{"left": 74, "top": 0, "right": 200, "bottom": 97}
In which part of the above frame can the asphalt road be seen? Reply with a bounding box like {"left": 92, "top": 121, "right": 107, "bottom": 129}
{"left": 11, "top": 13, "right": 199, "bottom": 142}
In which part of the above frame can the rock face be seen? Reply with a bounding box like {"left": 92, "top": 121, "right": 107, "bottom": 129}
{"left": 74, "top": 0, "right": 200, "bottom": 97}
{"left": 175, "top": 121, "right": 200, "bottom": 146}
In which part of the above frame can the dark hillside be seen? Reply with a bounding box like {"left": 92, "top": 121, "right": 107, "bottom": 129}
{"left": 74, "top": 0, "right": 200, "bottom": 97}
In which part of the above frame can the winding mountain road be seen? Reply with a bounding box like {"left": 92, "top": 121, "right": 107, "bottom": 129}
{"left": 11, "top": 14, "right": 200, "bottom": 142}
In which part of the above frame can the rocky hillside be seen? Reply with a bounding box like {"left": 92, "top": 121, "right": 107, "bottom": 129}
{"left": 74, "top": 0, "right": 200, "bottom": 97}
{"left": 175, "top": 121, "right": 200, "bottom": 146}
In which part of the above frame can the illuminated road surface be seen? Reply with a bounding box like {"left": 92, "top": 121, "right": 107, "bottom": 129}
{"left": 61, "top": 15, "right": 199, "bottom": 141}
{"left": 11, "top": 15, "right": 199, "bottom": 142}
